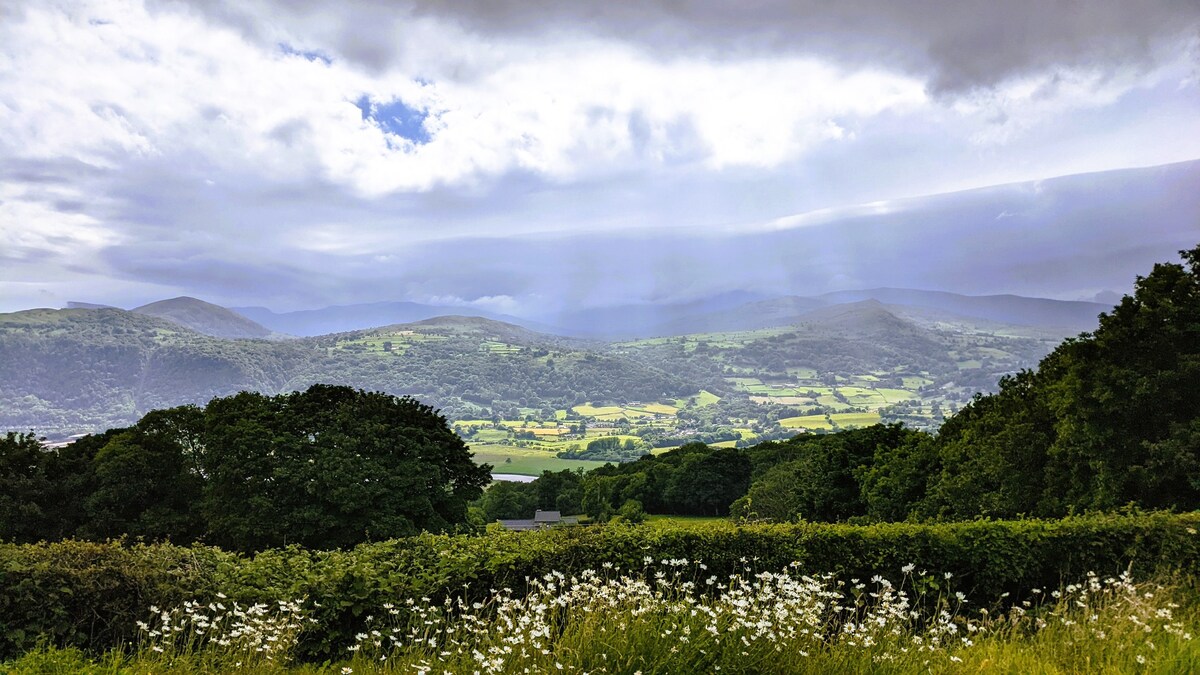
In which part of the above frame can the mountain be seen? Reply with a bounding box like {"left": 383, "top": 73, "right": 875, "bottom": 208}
{"left": 233, "top": 301, "right": 559, "bottom": 337}
{"left": 0, "top": 308, "right": 310, "bottom": 433}
{"left": 558, "top": 289, "right": 1105, "bottom": 340}
{"left": 65, "top": 301, "right": 115, "bottom": 309}
{"left": 132, "top": 297, "right": 277, "bottom": 339}
{"left": 793, "top": 299, "right": 919, "bottom": 335}
{"left": 654, "top": 296, "right": 830, "bottom": 335}
{"left": 0, "top": 308, "right": 685, "bottom": 435}
{"left": 530, "top": 291, "right": 772, "bottom": 339}
{"left": 816, "top": 289, "right": 1106, "bottom": 332}
{"left": 400, "top": 315, "right": 593, "bottom": 349}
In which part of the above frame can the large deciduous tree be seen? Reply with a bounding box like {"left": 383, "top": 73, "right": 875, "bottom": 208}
{"left": 927, "top": 244, "right": 1200, "bottom": 517}
{"left": 201, "top": 384, "right": 491, "bottom": 551}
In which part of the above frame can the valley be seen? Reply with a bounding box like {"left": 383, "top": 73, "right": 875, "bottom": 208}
{"left": 1, "top": 293, "right": 1075, "bottom": 476}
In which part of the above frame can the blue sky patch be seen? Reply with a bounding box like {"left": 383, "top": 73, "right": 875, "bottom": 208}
{"left": 278, "top": 43, "right": 332, "bottom": 65}
{"left": 354, "top": 95, "right": 432, "bottom": 144}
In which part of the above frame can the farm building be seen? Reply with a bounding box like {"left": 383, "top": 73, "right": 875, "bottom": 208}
{"left": 498, "top": 509, "right": 579, "bottom": 531}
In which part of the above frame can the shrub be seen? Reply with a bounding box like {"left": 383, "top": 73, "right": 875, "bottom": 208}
{"left": 3, "top": 511, "right": 1199, "bottom": 661}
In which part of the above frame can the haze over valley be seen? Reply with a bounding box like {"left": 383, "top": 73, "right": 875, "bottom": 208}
{"left": 0, "top": 284, "right": 1108, "bottom": 474}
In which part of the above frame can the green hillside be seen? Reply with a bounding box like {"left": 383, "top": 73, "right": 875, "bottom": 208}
{"left": 0, "top": 310, "right": 688, "bottom": 435}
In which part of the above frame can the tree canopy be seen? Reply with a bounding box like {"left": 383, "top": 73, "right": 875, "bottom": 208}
{"left": 0, "top": 385, "right": 490, "bottom": 551}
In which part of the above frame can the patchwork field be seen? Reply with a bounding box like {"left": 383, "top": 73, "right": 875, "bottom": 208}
{"left": 470, "top": 445, "right": 607, "bottom": 476}
{"left": 780, "top": 411, "right": 882, "bottom": 430}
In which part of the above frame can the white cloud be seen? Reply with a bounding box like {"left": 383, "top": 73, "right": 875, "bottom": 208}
{"left": 0, "top": 0, "right": 931, "bottom": 196}
{"left": 0, "top": 183, "right": 121, "bottom": 264}
{"left": 0, "top": 0, "right": 1197, "bottom": 312}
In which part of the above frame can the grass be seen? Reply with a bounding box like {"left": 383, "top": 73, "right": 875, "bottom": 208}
{"left": 11, "top": 567, "right": 1198, "bottom": 674}
{"left": 779, "top": 413, "right": 834, "bottom": 430}
{"left": 573, "top": 403, "right": 624, "bottom": 415}
{"left": 779, "top": 411, "right": 882, "bottom": 430}
{"left": 830, "top": 411, "right": 882, "bottom": 427}
{"left": 470, "top": 446, "right": 607, "bottom": 476}
{"left": 644, "top": 514, "right": 730, "bottom": 528}
{"left": 875, "top": 388, "right": 919, "bottom": 403}
{"left": 626, "top": 402, "right": 678, "bottom": 415}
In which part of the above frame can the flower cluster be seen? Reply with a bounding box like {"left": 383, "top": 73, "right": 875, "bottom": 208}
{"left": 342, "top": 562, "right": 1191, "bottom": 674}
{"left": 137, "top": 593, "right": 311, "bottom": 668}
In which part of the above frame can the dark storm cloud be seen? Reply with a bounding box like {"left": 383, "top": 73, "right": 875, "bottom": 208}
{"left": 328, "top": 159, "right": 1200, "bottom": 314}
{"left": 166, "top": 0, "right": 1200, "bottom": 92}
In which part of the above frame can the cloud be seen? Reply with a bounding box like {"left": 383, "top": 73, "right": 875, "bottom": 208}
{"left": 1, "top": 1, "right": 1198, "bottom": 314}
{"left": 169, "top": 0, "right": 1200, "bottom": 93}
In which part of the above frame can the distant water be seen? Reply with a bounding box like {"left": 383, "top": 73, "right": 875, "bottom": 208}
{"left": 491, "top": 473, "right": 537, "bottom": 483}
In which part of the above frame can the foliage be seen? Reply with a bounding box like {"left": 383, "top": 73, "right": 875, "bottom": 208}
{"left": 919, "top": 244, "right": 1200, "bottom": 519}
{"left": 3, "top": 512, "right": 1200, "bottom": 662}
{"left": 557, "top": 435, "right": 649, "bottom": 461}
{"left": 0, "top": 385, "right": 490, "bottom": 552}
{"left": 0, "top": 432, "right": 55, "bottom": 542}
{"left": 0, "top": 311, "right": 690, "bottom": 435}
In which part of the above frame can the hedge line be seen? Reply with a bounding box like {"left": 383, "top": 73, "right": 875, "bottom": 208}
{"left": 3, "top": 512, "right": 1200, "bottom": 661}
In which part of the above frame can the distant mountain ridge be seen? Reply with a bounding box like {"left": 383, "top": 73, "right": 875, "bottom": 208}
{"left": 82, "top": 283, "right": 1104, "bottom": 341}
{"left": 132, "top": 297, "right": 277, "bottom": 339}
{"left": 77, "top": 285, "right": 1110, "bottom": 341}
{"left": 232, "top": 301, "right": 560, "bottom": 337}
{"left": 816, "top": 289, "right": 1107, "bottom": 332}
{"left": 559, "top": 289, "right": 1107, "bottom": 339}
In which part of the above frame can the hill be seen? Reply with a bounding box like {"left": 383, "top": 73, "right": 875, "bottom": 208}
{"left": 65, "top": 301, "right": 115, "bottom": 309}
{"left": 583, "top": 288, "right": 1097, "bottom": 344}
{"left": 132, "top": 297, "right": 277, "bottom": 339}
{"left": 793, "top": 299, "right": 920, "bottom": 335}
{"left": 232, "top": 301, "right": 559, "bottom": 337}
{"left": 655, "top": 295, "right": 829, "bottom": 335}
{"left": 0, "top": 308, "right": 686, "bottom": 435}
{"left": 816, "top": 288, "right": 1106, "bottom": 332}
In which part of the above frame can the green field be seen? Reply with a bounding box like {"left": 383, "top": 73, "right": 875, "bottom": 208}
{"left": 470, "top": 445, "right": 607, "bottom": 476}
{"left": 645, "top": 514, "right": 730, "bottom": 528}
{"left": 779, "top": 413, "right": 833, "bottom": 430}
{"left": 779, "top": 411, "right": 882, "bottom": 430}
{"left": 571, "top": 404, "right": 624, "bottom": 418}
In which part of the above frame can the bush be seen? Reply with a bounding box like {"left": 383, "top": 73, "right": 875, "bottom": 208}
{"left": 3, "top": 511, "right": 1200, "bottom": 662}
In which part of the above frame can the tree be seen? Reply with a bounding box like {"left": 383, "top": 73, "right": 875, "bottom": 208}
{"left": 663, "top": 445, "right": 751, "bottom": 516}
{"left": 616, "top": 498, "right": 646, "bottom": 524}
{"left": 200, "top": 385, "right": 491, "bottom": 551}
{"left": 478, "top": 481, "right": 537, "bottom": 520}
{"left": 730, "top": 461, "right": 803, "bottom": 522}
{"left": 0, "top": 432, "right": 53, "bottom": 542}
{"left": 924, "top": 244, "right": 1200, "bottom": 518}
{"left": 82, "top": 406, "right": 206, "bottom": 542}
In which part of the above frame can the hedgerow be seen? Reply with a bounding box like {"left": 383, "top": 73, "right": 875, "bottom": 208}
{"left": 3, "top": 511, "right": 1199, "bottom": 661}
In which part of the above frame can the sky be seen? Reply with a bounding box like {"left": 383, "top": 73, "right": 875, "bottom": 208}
{"left": 1, "top": 0, "right": 1199, "bottom": 315}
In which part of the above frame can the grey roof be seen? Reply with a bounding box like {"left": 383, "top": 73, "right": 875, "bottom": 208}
{"left": 498, "top": 519, "right": 539, "bottom": 531}
{"left": 498, "top": 511, "right": 580, "bottom": 530}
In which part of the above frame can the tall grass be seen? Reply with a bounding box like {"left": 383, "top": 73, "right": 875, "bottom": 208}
{"left": 6, "top": 562, "right": 1198, "bottom": 674}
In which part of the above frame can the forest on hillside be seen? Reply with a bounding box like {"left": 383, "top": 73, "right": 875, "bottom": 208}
{"left": 4, "top": 245, "right": 1198, "bottom": 551}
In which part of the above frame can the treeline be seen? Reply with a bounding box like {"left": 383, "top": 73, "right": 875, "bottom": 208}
{"left": 477, "top": 427, "right": 915, "bottom": 522}
{"left": 0, "top": 385, "right": 489, "bottom": 552}
{"left": 480, "top": 442, "right": 753, "bottom": 520}
{"left": 483, "top": 245, "right": 1200, "bottom": 524}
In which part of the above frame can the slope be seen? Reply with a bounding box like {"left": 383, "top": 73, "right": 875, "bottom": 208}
{"left": 0, "top": 309, "right": 686, "bottom": 435}
{"left": 132, "top": 297, "right": 277, "bottom": 339}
